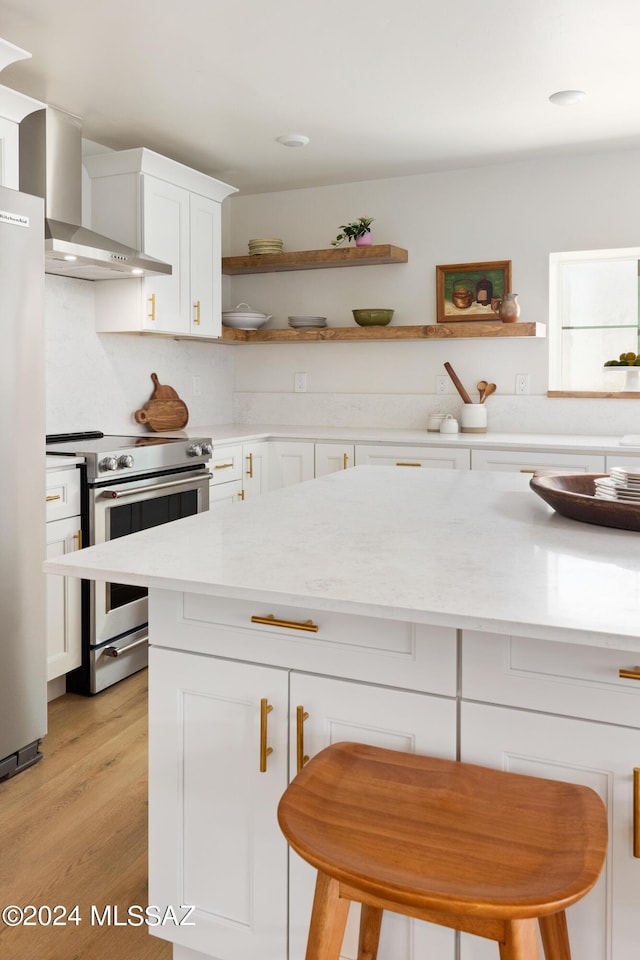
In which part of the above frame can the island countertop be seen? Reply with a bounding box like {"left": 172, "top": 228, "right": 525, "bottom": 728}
{"left": 43, "top": 466, "right": 640, "bottom": 651}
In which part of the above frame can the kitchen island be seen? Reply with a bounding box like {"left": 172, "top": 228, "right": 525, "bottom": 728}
{"left": 44, "top": 467, "right": 640, "bottom": 960}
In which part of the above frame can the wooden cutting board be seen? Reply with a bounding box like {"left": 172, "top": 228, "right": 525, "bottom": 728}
{"left": 134, "top": 373, "right": 189, "bottom": 431}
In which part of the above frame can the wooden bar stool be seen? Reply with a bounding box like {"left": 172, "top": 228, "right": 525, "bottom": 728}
{"left": 277, "top": 742, "right": 607, "bottom": 960}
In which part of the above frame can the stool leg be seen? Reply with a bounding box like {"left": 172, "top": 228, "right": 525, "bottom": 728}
{"left": 358, "top": 905, "right": 383, "bottom": 960}
{"left": 539, "top": 912, "right": 571, "bottom": 960}
{"left": 305, "top": 871, "right": 351, "bottom": 960}
{"left": 499, "top": 918, "right": 540, "bottom": 960}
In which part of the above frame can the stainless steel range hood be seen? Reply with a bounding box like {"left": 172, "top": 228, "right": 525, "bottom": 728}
{"left": 19, "top": 107, "right": 172, "bottom": 280}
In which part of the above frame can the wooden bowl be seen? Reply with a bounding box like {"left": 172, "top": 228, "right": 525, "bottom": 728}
{"left": 530, "top": 473, "right": 640, "bottom": 532}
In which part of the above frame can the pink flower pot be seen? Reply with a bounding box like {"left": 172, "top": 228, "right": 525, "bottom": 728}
{"left": 355, "top": 232, "right": 372, "bottom": 246}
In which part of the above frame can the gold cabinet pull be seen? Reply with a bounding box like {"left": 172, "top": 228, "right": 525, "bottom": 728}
{"left": 73, "top": 529, "right": 82, "bottom": 549}
{"left": 296, "top": 705, "right": 309, "bottom": 773}
{"left": 519, "top": 469, "right": 537, "bottom": 474}
{"left": 343, "top": 453, "right": 349, "bottom": 470}
{"left": 634, "top": 768, "right": 640, "bottom": 858}
{"left": 619, "top": 667, "right": 640, "bottom": 681}
{"left": 147, "top": 292, "right": 156, "bottom": 322}
{"left": 193, "top": 299, "right": 201, "bottom": 325}
{"left": 237, "top": 489, "right": 245, "bottom": 501}
{"left": 46, "top": 494, "right": 61, "bottom": 502}
{"left": 251, "top": 614, "right": 319, "bottom": 633}
{"left": 246, "top": 452, "right": 254, "bottom": 478}
{"left": 259, "top": 698, "right": 273, "bottom": 773}
{"left": 214, "top": 462, "right": 234, "bottom": 470}
{"left": 396, "top": 462, "right": 421, "bottom": 467}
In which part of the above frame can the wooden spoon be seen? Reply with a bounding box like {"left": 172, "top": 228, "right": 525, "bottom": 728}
{"left": 477, "top": 380, "right": 488, "bottom": 403}
{"left": 480, "top": 382, "right": 496, "bottom": 403}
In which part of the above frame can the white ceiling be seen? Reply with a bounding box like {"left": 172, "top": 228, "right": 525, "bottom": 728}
{"left": 1, "top": 0, "right": 640, "bottom": 195}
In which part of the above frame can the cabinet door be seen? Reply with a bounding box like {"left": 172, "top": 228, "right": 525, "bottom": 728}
{"left": 209, "top": 478, "right": 244, "bottom": 508}
{"left": 355, "top": 443, "right": 470, "bottom": 469}
{"left": 148, "top": 647, "right": 289, "bottom": 960}
{"left": 471, "top": 448, "right": 605, "bottom": 473}
{"left": 243, "top": 441, "right": 269, "bottom": 499}
{"left": 190, "top": 192, "right": 222, "bottom": 338}
{"left": 315, "top": 442, "right": 355, "bottom": 476}
{"left": 269, "top": 441, "right": 315, "bottom": 489}
{"left": 461, "top": 701, "right": 640, "bottom": 960}
{"left": 46, "top": 516, "right": 82, "bottom": 680}
{"left": 142, "top": 175, "right": 190, "bottom": 333}
{"left": 288, "top": 673, "right": 457, "bottom": 960}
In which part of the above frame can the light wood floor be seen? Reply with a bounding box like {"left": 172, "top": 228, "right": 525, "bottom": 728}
{"left": 0, "top": 670, "right": 171, "bottom": 960}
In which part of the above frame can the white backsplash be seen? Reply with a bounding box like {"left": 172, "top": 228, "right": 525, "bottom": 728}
{"left": 45, "top": 275, "right": 234, "bottom": 435}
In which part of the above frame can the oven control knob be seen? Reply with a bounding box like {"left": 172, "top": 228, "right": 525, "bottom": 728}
{"left": 99, "top": 457, "right": 119, "bottom": 472}
{"left": 201, "top": 442, "right": 213, "bottom": 456}
{"left": 187, "top": 443, "right": 203, "bottom": 458}
{"left": 118, "top": 455, "right": 134, "bottom": 469}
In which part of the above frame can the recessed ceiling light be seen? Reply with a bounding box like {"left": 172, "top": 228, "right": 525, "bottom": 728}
{"left": 549, "top": 89, "right": 587, "bottom": 107}
{"left": 276, "top": 133, "right": 310, "bottom": 147}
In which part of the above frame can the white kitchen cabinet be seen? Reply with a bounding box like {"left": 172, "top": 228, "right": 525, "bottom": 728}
{"left": 355, "top": 442, "right": 470, "bottom": 470}
{"left": 0, "top": 85, "right": 44, "bottom": 188}
{"left": 460, "top": 701, "right": 640, "bottom": 960}
{"left": 461, "top": 631, "right": 640, "bottom": 960}
{"left": 87, "top": 148, "right": 236, "bottom": 339}
{"left": 148, "top": 643, "right": 456, "bottom": 960}
{"left": 269, "top": 440, "right": 315, "bottom": 488}
{"left": 314, "top": 441, "right": 355, "bottom": 476}
{"left": 605, "top": 453, "right": 640, "bottom": 472}
{"left": 45, "top": 467, "right": 82, "bottom": 684}
{"left": 471, "top": 448, "right": 605, "bottom": 473}
{"left": 208, "top": 440, "right": 270, "bottom": 507}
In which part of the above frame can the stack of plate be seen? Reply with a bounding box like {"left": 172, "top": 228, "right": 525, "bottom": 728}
{"left": 248, "top": 238, "right": 283, "bottom": 255}
{"left": 288, "top": 316, "right": 327, "bottom": 329}
{"left": 594, "top": 467, "right": 640, "bottom": 501}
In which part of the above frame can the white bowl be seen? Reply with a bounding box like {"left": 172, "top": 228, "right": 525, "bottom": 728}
{"left": 222, "top": 302, "right": 272, "bottom": 330}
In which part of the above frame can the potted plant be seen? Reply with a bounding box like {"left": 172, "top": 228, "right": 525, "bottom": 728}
{"left": 331, "top": 216, "right": 375, "bottom": 247}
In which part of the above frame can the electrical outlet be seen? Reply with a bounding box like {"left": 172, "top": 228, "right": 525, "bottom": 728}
{"left": 294, "top": 372, "right": 307, "bottom": 393}
{"left": 436, "top": 375, "right": 449, "bottom": 395}
{"left": 515, "top": 374, "right": 530, "bottom": 395}
{"left": 192, "top": 375, "right": 201, "bottom": 397}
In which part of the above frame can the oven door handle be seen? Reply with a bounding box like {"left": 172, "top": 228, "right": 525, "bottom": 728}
{"left": 97, "top": 471, "right": 212, "bottom": 500}
{"left": 102, "top": 636, "right": 149, "bottom": 658}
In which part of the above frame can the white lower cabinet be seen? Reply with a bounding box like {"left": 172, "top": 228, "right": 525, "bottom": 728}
{"left": 45, "top": 467, "right": 82, "bottom": 682}
{"left": 148, "top": 644, "right": 457, "bottom": 960}
{"left": 209, "top": 440, "right": 270, "bottom": 507}
{"left": 355, "top": 443, "right": 470, "bottom": 469}
{"left": 460, "top": 701, "right": 640, "bottom": 960}
{"left": 315, "top": 442, "right": 355, "bottom": 476}
{"left": 269, "top": 440, "right": 315, "bottom": 488}
{"left": 471, "top": 448, "right": 606, "bottom": 473}
{"left": 242, "top": 440, "right": 269, "bottom": 499}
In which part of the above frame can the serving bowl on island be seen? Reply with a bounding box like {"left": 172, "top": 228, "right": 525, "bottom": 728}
{"left": 530, "top": 473, "right": 640, "bottom": 532}
{"left": 352, "top": 308, "right": 394, "bottom": 327}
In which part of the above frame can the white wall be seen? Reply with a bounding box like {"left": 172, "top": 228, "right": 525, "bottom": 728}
{"left": 45, "top": 275, "right": 234, "bottom": 434}
{"left": 226, "top": 148, "right": 640, "bottom": 434}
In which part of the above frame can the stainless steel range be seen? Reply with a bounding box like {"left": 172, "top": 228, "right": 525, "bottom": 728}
{"left": 45, "top": 431, "right": 212, "bottom": 694}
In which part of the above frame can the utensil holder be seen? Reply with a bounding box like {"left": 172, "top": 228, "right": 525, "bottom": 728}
{"left": 460, "top": 404, "right": 487, "bottom": 433}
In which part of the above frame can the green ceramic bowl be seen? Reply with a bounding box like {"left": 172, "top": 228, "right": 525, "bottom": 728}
{"left": 352, "top": 308, "right": 394, "bottom": 327}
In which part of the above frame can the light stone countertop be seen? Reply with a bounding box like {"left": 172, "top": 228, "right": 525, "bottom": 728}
{"left": 44, "top": 466, "right": 640, "bottom": 652}
{"left": 173, "top": 422, "right": 640, "bottom": 454}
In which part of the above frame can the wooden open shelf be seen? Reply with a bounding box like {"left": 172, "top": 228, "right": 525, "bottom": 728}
{"left": 220, "top": 322, "right": 546, "bottom": 343}
{"left": 221, "top": 244, "right": 408, "bottom": 275}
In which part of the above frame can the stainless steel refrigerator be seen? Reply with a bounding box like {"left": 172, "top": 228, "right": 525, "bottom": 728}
{"left": 0, "top": 185, "right": 47, "bottom": 779}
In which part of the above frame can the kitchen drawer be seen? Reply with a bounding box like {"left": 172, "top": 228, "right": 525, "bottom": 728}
{"left": 462, "top": 630, "right": 640, "bottom": 728}
{"left": 45, "top": 467, "right": 81, "bottom": 522}
{"left": 355, "top": 443, "right": 470, "bottom": 470}
{"left": 150, "top": 591, "right": 457, "bottom": 696}
{"left": 471, "top": 449, "right": 605, "bottom": 473}
{"left": 209, "top": 477, "right": 244, "bottom": 507}
{"left": 210, "top": 443, "right": 243, "bottom": 485}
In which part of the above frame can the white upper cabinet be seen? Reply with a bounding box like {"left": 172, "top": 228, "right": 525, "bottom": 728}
{"left": 0, "top": 39, "right": 45, "bottom": 188}
{"left": 86, "top": 147, "right": 236, "bottom": 338}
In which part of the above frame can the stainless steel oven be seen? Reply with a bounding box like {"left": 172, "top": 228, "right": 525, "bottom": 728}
{"left": 46, "top": 432, "right": 212, "bottom": 693}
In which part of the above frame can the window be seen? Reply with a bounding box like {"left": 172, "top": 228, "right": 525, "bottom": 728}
{"left": 549, "top": 247, "right": 640, "bottom": 395}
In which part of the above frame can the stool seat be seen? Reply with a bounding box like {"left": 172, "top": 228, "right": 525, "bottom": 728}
{"left": 278, "top": 742, "right": 608, "bottom": 960}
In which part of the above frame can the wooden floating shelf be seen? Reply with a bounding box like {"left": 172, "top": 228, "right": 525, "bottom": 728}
{"left": 220, "top": 322, "right": 546, "bottom": 343}
{"left": 221, "top": 244, "right": 408, "bottom": 275}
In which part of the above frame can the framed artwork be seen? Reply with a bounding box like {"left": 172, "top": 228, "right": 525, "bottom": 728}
{"left": 436, "top": 260, "right": 512, "bottom": 322}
